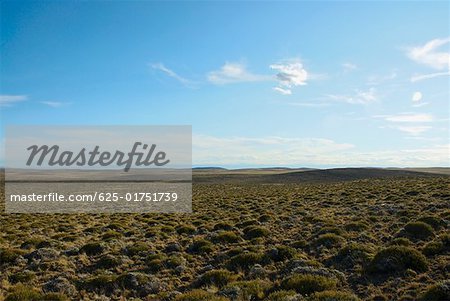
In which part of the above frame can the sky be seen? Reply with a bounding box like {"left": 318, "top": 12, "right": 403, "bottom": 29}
{"left": 1, "top": 1, "right": 449, "bottom": 168}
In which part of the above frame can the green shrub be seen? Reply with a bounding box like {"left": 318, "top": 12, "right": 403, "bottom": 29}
{"left": 401, "top": 222, "right": 434, "bottom": 241}
{"left": 422, "top": 234, "right": 449, "bottom": 256}
{"left": 267, "top": 245, "right": 297, "bottom": 262}
{"left": 389, "top": 237, "right": 412, "bottom": 247}
{"left": 197, "top": 269, "right": 236, "bottom": 288}
{"left": 9, "top": 271, "right": 35, "bottom": 284}
{"left": 176, "top": 225, "right": 197, "bottom": 235}
{"left": 147, "top": 259, "right": 164, "bottom": 272}
{"left": 310, "top": 290, "right": 360, "bottom": 301}
{"left": 212, "top": 231, "right": 240, "bottom": 244}
{"left": 80, "top": 242, "right": 105, "bottom": 256}
{"left": 174, "top": 289, "right": 228, "bottom": 301}
{"left": 417, "top": 216, "right": 445, "bottom": 230}
{"left": 223, "top": 280, "right": 272, "bottom": 300}
{"left": 265, "top": 290, "right": 297, "bottom": 301}
{"left": 96, "top": 254, "right": 122, "bottom": 269}
{"left": 329, "top": 243, "right": 373, "bottom": 270}
{"left": 0, "top": 248, "right": 26, "bottom": 265}
{"left": 420, "top": 280, "right": 450, "bottom": 301}
{"left": 227, "top": 252, "right": 265, "bottom": 271}
{"left": 102, "top": 230, "right": 122, "bottom": 240}
{"left": 188, "top": 239, "right": 215, "bottom": 254}
{"left": 280, "top": 274, "right": 338, "bottom": 295}
{"left": 124, "top": 242, "right": 149, "bottom": 256}
{"left": 5, "top": 285, "right": 41, "bottom": 301}
{"left": 214, "top": 222, "right": 234, "bottom": 231}
{"left": 243, "top": 226, "right": 270, "bottom": 239}
{"left": 344, "top": 222, "right": 368, "bottom": 232}
{"left": 368, "top": 246, "right": 428, "bottom": 274}
{"left": 313, "top": 234, "right": 345, "bottom": 249}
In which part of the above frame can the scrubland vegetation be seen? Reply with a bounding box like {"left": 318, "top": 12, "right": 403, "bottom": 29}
{"left": 0, "top": 173, "right": 449, "bottom": 300}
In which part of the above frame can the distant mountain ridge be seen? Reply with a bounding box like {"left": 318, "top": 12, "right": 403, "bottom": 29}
{"left": 193, "top": 167, "right": 449, "bottom": 184}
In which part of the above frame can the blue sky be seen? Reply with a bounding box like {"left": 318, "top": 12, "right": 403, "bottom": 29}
{"left": 1, "top": 1, "right": 449, "bottom": 168}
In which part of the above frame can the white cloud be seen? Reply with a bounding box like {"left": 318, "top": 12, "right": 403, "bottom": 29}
{"left": 270, "top": 60, "right": 308, "bottom": 95}
{"left": 388, "top": 125, "right": 432, "bottom": 135}
{"left": 410, "top": 71, "right": 450, "bottom": 82}
{"left": 0, "top": 95, "right": 27, "bottom": 107}
{"left": 207, "top": 62, "right": 269, "bottom": 84}
{"left": 192, "top": 134, "right": 449, "bottom": 167}
{"left": 412, "top": 91, "right": 422, "bottom": 102}
{"left": 40, "top": 101, "right": 67, "bottom": 108}
{"left": 342, "top": 62, "right": 357, "bottom": 72}
{"left": 377, "top": 113, "right": 434, "bottom": 123}
{"left": 273, "top": 87, "right": 292, "bottom": 95}
{"left": 407, "top": 37, "right": 450, "bottom": 70}
{"left": 150, "top": 63, "right": 192, "bottom": 85}
{"left": 326, "top": 88, "right": 377, "bottom": 105}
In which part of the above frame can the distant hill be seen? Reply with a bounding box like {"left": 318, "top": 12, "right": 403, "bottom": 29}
{"left": 193, "top": 167, "right": 449, "bottom": 184}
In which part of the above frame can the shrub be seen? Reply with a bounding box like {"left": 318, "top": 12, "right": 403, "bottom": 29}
{"left": 329, "top": 243, "right": 373, "bottom": 270}
{"left": 280, "top": 274, "right": 338, "bottom": 295}
{"left": 147, "top": 259, "right": 164, "bottom": 272}
{"left": 227, "top": 252, "right": 266, "bottom": 271}
{"left": 417, "top": 216, "right": 445, "bottom": 230}
{"left": 212, "top": 231, "right": 240, "bottom": 244}
{"left": 5, "top": 285, "right": 41, "bottom": 301}
{"left": 344, "top": 222, "right": 368, "bottom": 232}
{"left": 243, "top": 226, "right": 270, "bottom": 240}
{"left": 400, "top": 222, "right": 434, "bottom": 241}
{"left": 96, "top": 254, "right": 122, "bottom": 269}
{"left": 267, "top": 245, "right": 297, "bottom": 262}
{"left": 0, "top": 248, "right": 26, "bottom": 265}
{"left": 81, "top": 274, "right": 118, "bottom": 293}
{"left": 102, "top": 230, "right": 122, "bottom": 240}
{"left": 310, "top": 290, "right": 360, "bottom": 301}
{"left": 188, "top": 239, "right": 215, "bottom": 254}
{"left": 265, "top": 290, "right": 297, "bottom": 301}
{"left": 9, "top": 271, "right": 35, "bottom": 284}
{"left": 213, "top": 222, "right": 234, "bottom": 231}
{"left": 422, "top": 234, "right": 450, "bottom": 256}
{"left": 176, "top": 225, "right": 197, "bottom": 235}
{"left": 174, "top": 289, "right": 228, "bottom": 301}
{"left": 223, "top": 280, "right": 272, "bottom": 300}
{"left": 313, "top": 234, "right": 345, "bottom": 249}
{"left": 79, "top": 242, "right": 105, "bottom": 256}
{"left": 368, "top": 246, "right": 428, "bottom": 274}
{"left": 124, "top": 242, "right": 149, "bottom": 256}
{"left": 389, "top": 237, "right": 412, "bottom": 247}
{"left": 420, "top": 280, "right": 450, "bottom": 301}
{"left": 196, "top": 269, "right": 236, "bottom": 288}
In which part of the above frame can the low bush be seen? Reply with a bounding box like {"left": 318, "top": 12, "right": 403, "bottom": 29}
{"left": 368, "top": 246, "right": 428, "bottom": 274}
{"left": 244, "top": 226, "right": 270, "bottom": 240}
{"left": 280, "top": 274, "right": 338, "bottom": 295}
{"left": 196, "top": 269, "right": 236, "bottom": 288}
{"left": 419, "top": 280, "right": 450, "bottom": 301}
{"left": 310, "top": 290, "right": 360, "bottom": 301}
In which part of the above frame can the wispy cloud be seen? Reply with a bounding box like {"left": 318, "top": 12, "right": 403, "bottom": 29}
{"left": 207, "top": 62, "right": 269, "bottom": 85}
{"left": 376, "top": 113, "right": 435, "bottom": 135}
{"left": 0, "top": 95, "right": 27, "bottom": 107}
{"left": 407, "top": 37, "right": 450, "bottom": 70}
{"left": 193, "top": 134, "right": 449, "bottom": 167}
{"left": 270, "top": 60, "right": 308, "bottom": 95}
{"left": 342, "top": 62, "right": 357, "bottom": 72}
{"left": 410, "top": 71, "right": 450, "bottom": 82}
{"left": 40, "top": 101, "right": 68, "bottom": 108}
{"left": 376, "top": 113, "right": 434, "bottom": 123}
{"left": 326, "top": 88, "right": 377, "bottom": 105}
{"left": 150, "top": 63, "right": 192, "bottom": 86}
{"left": 273, "top": 87, "right": 292, "bottom": 95}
